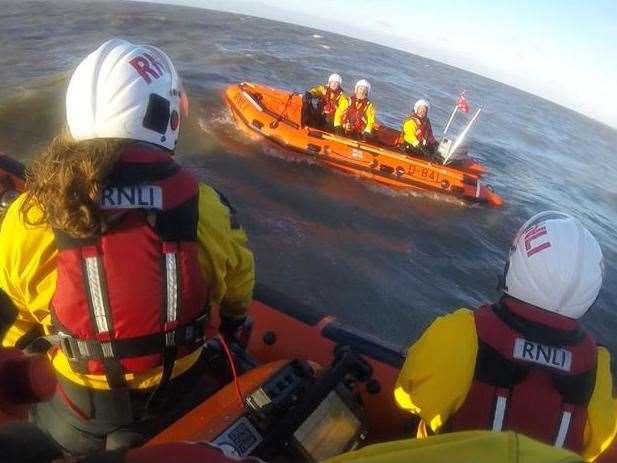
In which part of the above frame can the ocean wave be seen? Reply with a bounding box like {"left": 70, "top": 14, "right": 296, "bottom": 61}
{"left": 0, "top": 75, "right": 67, "bottom": 159}
{"left": 365, "top": 182, "right": 471, "bottom": 208}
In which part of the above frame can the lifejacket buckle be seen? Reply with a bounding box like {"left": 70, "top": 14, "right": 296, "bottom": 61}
{"left": 58, "top": 331, "right": 79, "bottom": 362}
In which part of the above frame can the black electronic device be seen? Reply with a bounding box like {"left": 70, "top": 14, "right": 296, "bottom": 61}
{"left": 211, "top": 351, "right": 370, "bottom": 462}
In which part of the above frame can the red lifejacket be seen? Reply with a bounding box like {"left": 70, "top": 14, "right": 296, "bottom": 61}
{"left": 51, "top": 144, "right": 209, "bottom": 388}
{"left": 322, "top": 87, "right": 342, "bottom": 117}
{"left": 342, "top": 96, "right": 370, "bottom": 133}
{"left": 450, "top": 298, "right": 597, "bottom": 453}
{"left": 405, "top": 114, "right": 436, "bottom": 146}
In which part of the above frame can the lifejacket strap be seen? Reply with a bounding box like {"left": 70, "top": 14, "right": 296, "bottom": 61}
{"left": 57, "top": 314, "right": 208, "bottom": 362}
{"left": 343, "top": 97, "right": 369, "bottom": 132}
{"left": 161, "top": 247, "right": 181, "bottom": 387}
{"left": 554, "top": 406, "right": 574, "bottom": 448}
{"left": 143, "top": 245, "right": 184, "bottom": 417}
{"left": 491, "top": 388, "right": 509, "bottom": 432}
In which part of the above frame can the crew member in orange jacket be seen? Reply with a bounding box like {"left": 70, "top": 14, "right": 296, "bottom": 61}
{"left": 394, "top": 211, "right": 616, "bottom": 462}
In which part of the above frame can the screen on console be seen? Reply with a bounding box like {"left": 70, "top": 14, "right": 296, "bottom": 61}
{"left": 293, "top": 391, "right": 362, "bottom": 461}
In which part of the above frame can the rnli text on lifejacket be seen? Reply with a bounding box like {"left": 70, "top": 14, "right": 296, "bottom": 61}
{"left": 512, "top": 338, "right": 573, "bottom": 372}
{"left": 101, "top": 185, "right": 163, "bottom": 209}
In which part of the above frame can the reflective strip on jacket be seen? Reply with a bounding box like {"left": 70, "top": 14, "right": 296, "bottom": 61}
{"left": 0, "top": 184, "right": 255, "bottom": 390}
{"left": 393, "top": 308, "right": 617, "bottom": 461}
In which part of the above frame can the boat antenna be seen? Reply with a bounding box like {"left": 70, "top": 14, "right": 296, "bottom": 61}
{"left": 442, "top": 90, "right": 467, "bottom": 138}
{"left": 442, "top": 103, "right": 458, "bottom": 138}
{"left": 443, "top": 107, "right": 482, "bottom": 165}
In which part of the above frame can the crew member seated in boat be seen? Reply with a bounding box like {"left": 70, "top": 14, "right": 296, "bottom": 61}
{"left": 394, "top": 211, "right": 616, "bottom": 462}
{"left": 302, "top": 73, "right": 348, "bottom": 130}
{"left": 398, "top": 99, "right": 437, "bottom": 158}
{"left": 335, "top": 79, "right": 376, "bottom": 141}
{"left": 0, "top": 39, "right": 255, "bottom": 455}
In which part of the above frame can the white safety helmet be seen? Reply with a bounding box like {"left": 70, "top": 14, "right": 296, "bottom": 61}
{"left": 66, "top": 39, "right": 188, "bottom": 151}
{"left": 504, "top": 211, "right": 604, "bottom": 319}
{"left": 328, "top": 73, "right": 342, "bottom": 85}
{"left": 414, "top": 99, "right": 430, "bottom": 113}
{"left": 354, "top": 79, "right": 371, "bottom": 93}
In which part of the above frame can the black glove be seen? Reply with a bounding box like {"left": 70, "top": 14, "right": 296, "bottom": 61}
{"left": 334, "top": 126, "right": 345, "bottom": 136}
{"left": 398, "top": 143, "right": 409, "bottom": 154}
{"left": 219, "top": 315, "right": 253, "bottom": 349}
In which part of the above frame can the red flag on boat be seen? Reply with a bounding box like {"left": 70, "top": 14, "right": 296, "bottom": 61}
{"left": 457, "top": 93, "right": 469, "bottom": 113}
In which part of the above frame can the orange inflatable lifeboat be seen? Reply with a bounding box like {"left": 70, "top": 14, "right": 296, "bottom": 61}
{"left": 224, "top": 82, "right": 503, "bottom": 207}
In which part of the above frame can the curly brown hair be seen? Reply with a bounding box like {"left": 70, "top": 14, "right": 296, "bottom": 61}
{"left": 21, "top": 133, "right": 122, "bottom": 238}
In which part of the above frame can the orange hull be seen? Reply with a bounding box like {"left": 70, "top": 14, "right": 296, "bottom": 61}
{"left": 224, "top": 82, "right": 503, "bottom": 207}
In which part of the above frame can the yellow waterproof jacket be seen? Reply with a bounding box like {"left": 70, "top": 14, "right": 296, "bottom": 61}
{"left": 0, "top": 184, "right": 255, "bottom": 390}
{"left": 400, "top": 115, "right": 436, "bottom": 147}
{"left": 394, "top": 309, "right": 617, "bottom": 462}
{"left": 325, "top": 431, "right": 583, "bottom": 463}
{"left": 335, "top": 97, "right": 375, "bottom": 133}
{"left": 401, "top": 117, "right": 422, "bottom": 147}
{"left": 309, "top": 84, "right": 349, "bottom": 123}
